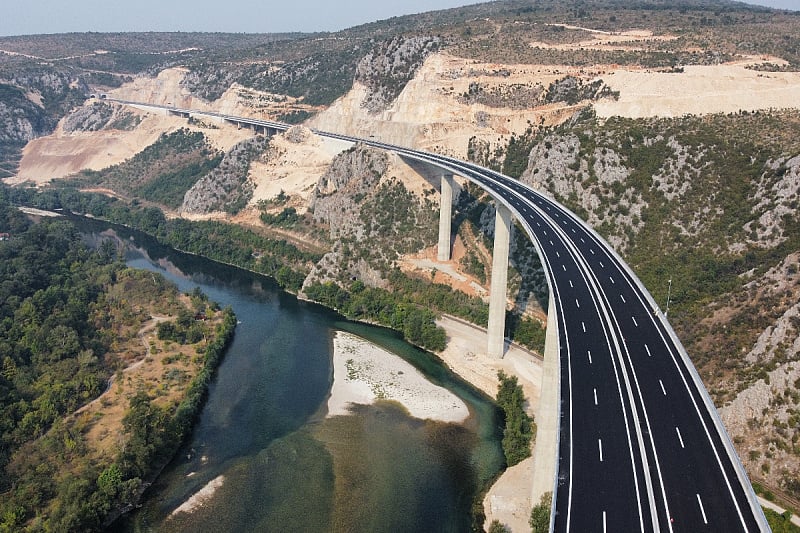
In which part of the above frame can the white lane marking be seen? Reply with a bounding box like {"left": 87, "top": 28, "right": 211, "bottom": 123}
{"left": 594, "top": 388, "right": 598, "bottom": 405}
{"left": 598, "top": 438, "right": 603, "bottom": 462}
{"left": 571, "top": 228, "right": 576, "bottom": 233}
{"left": 645, "top": 344, "right": 652, "bottom": 357}
{"left": 603, "top": 511, "right": 607, "bottom": 533}
{"left": 580, "top": 237, "right": 585, "bottom": 243}
{"left": 562, "top": 264, "right": 567, "bottom": 272}
{"left": 549, "top": 239, "right": 554, "bottom": 245}
{"left": 609, "top": 276, "right": 615, "bottom": 284}
{"left": 556, "top": 251, "right": 560, "bottom": 258}
{"left": 676, "top": 427, "right": 685, "bottom": 449}
{"left": 569, "top": 280, "right": 574, "bottom": 288}
{"left": 659, "top": 380, "right": 666, "bottom": 396}
{"left": 632, "top": 316, "right": 638, "bottom": 327}
{"left": 588, "top": 350, "right": 592, "bottom": 364}
{"left": 599, "top": 261, "right": 604, "bottom": 268}
{"left": 697, "top": 494, "right": 708, "bottom": 525}
{"left": 536, "top": 222, "right": 541, "bottom": 227}
{"left": 590, "top": 249, "right": 595, "bottom": 255}
{"left": 620, "top": 294, "right": 626, "bottom": 303}
{"left": 575, "top": 299, "right": 580, "bottom": 308}
{"left": 582, "top": 322, "right": 586, "bottom": 333}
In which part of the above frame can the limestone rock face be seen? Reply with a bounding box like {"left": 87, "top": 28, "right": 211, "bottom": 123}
{"left": 355, "top": 36, "right": 441, "bottom": 114}
{"left": 181, "top": 135, "right": 270, "bottom": 214}
{"left": 62, "top": 101, "right": 142, "bottom": 133}
{"left": 310, "top": 144, "right": 388, "bottom": 239}
{"left": 284, "top": 125, "right": 312, "bottom": 144}
{"left": 0, "top": 86, "right": 49, "bottom": 144}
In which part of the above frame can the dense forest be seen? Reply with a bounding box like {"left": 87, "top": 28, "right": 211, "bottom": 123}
{"left": 0, "top": 198, "right": 236, "bottom": 531}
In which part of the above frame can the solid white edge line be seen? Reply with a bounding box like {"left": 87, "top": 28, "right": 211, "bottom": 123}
{"left": 406, "top": 139, "right": 761, "bottom": 531}
{"left": 551, "top": 179, "right": 760, "bottom": 530}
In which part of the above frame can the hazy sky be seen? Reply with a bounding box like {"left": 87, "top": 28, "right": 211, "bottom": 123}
{"left": 1, "top": 0, "right": 797, "bottom": 37}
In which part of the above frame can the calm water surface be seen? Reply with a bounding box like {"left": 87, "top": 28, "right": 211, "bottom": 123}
{"left": 76, "top": 219, "right": 504, "bottom": 532}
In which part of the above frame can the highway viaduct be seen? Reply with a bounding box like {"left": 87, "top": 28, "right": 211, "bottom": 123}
{"left": 109, "top": 98, "right": 769, "bottom": 532}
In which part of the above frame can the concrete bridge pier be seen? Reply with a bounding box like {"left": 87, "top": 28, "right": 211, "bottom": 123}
{"left": 487, "top": 203, "right": 512, "bottom": 358}
{"left": 437, "top": 174, "right": 454, "bottom": 261}
{"left": 531, "top": 291, "right": 560, "bottom": 513}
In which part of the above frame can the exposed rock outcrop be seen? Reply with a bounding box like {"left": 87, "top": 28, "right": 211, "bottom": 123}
{"left": 310, "top": 144, "right": 388, "bottom": 240}
{"left": 181, "top": 135, "right": 270, "bottom": 214}
{"left": 62, "top": 101, "right": 141, "bottom": 132}
{"left": 355, "top": 36, "right": 441, "bottom": 114}
{"left": 0, "top": 83, "right": 50, "bottom": 145}
{"left": 744, "top": 155, "right": 800, "bottom": 250}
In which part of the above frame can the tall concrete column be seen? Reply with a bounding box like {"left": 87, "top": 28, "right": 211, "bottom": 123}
{"left": 437, "top": 174, "right": 454, "bottom": 261}
{"left": 531, "top": 291, "right": 559, "bottom": 513}
{"left": 487, "top": 203, "right": 511, "bottom": 358}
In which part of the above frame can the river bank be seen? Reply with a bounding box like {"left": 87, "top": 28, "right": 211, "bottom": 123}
{"left": 437, "top": 315, "right": 542, "bottom": 532}
{"left": 327, "top": 316, "right": 543, "bottom": 532}
{"left": 68, "top": 211, "right": 530, "bottom": 531}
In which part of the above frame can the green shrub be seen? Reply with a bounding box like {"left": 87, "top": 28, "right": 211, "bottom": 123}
{"left": 496, "top": 371, "right": 534, "bottom": 466}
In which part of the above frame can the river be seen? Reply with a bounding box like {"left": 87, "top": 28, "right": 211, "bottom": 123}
{"left": 73, "top": 218, "right": 504, "bottom": 532}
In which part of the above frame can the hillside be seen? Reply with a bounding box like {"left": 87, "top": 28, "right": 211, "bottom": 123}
{"left": 2, "top": 0, "right": 800, "bottom": 525}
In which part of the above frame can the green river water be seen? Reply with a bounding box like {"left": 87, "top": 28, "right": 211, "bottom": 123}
{"left": 77, "top": 220, "right": 504, "bottom": 532}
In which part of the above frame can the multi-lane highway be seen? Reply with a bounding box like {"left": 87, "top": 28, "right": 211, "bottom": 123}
{"left": 376, "top": 148, "right": 769, "bottom": 533}
{"left": 108, "top": 99, "right": 769, "bottom": 532}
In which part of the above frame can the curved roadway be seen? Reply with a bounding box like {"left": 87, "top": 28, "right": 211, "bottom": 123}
{"left": 108, "top": 99, "right": 770, "bottom": 532}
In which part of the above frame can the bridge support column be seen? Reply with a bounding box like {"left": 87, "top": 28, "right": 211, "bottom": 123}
{"left": 437, "top": 174, "right": 454, "bottom": 261}
{"left": 487, "top": 203, "right": 511, "bottom": 358}
{"left": 531, "top": 291, "right": 559, "bottom": 516}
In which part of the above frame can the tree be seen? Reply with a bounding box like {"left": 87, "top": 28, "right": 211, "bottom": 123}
{"left": 496, "top": 371, "right": 534, "bottom": 466}
{"left": 530, "top": 492, "right": 552, "bottom": 533}
{"left": 120, "top": 392, "right": 170, "bottom": 478}
{"left": 488, "top": 519, "right": 511, "bottom": 533}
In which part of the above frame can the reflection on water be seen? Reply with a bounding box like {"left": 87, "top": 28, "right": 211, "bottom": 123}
{"left": 73, "top": 217, "right": 503, "bottom": 532}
